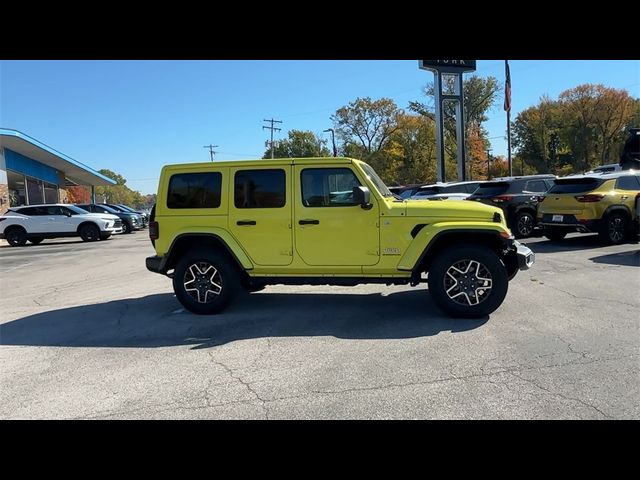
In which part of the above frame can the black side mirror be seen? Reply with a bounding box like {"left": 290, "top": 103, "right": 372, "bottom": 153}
{"left": 352, "top": 186, "right": 373, "bottom": 210}
{"left": 65, "top": 211, "right": 72, "bottom": 217}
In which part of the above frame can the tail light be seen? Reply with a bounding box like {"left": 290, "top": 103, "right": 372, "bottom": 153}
{"left": 574, "top": 194, "right": 604, "bottom": 202}
{"left": 492, "top": 195, "right": 513, "bottom": 203}
{"left": 149, "top": 221, "right": 159, "bottom": 240}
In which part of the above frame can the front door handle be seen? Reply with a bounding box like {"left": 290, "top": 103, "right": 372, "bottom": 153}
{"left": 299, "top": 219, "right": 320, "bottom": 225}
{"left": 236, "top": 220, "right": 256, "bottom": 226}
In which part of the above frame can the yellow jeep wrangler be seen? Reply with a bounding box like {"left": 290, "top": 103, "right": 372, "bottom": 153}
{"left": 146, "top": 158, "right": 534, "bottom": 318}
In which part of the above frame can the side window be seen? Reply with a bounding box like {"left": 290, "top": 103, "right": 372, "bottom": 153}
{"left": 167, "top": 172, "right": 222, "bottom": 209}
{"left": 301, "top": 168, "right": 362, "bottom": 207}
{"left": 17, "top": 207, "right": 36, "bottom": 216}
{"left": 466, "top": 184, "right": 480, "bottom": 193}
{"left": 234, "top": 169, "right": 286, "bottom": 209}
{"left": 616, "top": 176, "right": 640, "bottom": 190}
{"left": 444, "top": 184, "right": 468, "bottom": 194}
{"left": 524, "top": 180, "right": 548, "bottom": 193}
{"left": 46, "top": 206, "right": 65, "bottom": 215}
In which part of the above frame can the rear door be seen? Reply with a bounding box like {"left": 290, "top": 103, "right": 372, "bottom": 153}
{"left": 614, "top": 175, "right": 640, "bottom": 215}
{"left": 228, "top": 166, "right": 293, "bottom": 266}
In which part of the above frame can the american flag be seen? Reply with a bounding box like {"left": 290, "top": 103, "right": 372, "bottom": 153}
{"left": 504, "top": 60, "right": 511, "bottom": 112}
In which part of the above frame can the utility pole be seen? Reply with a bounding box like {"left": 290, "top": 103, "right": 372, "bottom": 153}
{"left": 263, "top": 118, "right": 282, "bottom": 159}
{"left": 203, "top": 144, "right": 218, "bottom": 162}
{"left": 486, "top": 148, "right": 492, "bottom": 180}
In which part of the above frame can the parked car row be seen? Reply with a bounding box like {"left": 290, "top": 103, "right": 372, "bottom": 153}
{"left": 0, "top": 203, "right": 149, "bottom": 247}
{"left": 391, "top": 169, "right": 640, "bottom": 244}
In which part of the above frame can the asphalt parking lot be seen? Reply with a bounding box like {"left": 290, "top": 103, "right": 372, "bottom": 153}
{"left": 0, "top": 231, "right": 638, "bottom": 419}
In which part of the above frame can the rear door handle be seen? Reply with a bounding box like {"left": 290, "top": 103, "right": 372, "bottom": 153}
{"left": 236, "top": 220, "right": 256, "bottom": 226}
{"left": 299, "top": 219, "right": 320, "bottom": 225}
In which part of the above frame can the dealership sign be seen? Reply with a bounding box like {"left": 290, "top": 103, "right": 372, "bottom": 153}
{"left": 419, "top": 60, "right": 476, "bottom": 72}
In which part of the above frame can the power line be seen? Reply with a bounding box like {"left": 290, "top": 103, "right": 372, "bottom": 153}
{"left": 203, "top": 144, "right": 219, "bottom": 162}
{"left": 262, "top": 118, "right": 282, "bottom": 159}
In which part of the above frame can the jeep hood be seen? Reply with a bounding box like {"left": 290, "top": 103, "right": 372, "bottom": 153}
{"left": 404, "top": 199, "right": 501, "bottom": 220}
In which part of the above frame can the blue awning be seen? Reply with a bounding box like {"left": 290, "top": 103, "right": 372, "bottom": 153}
{"left": 0, "top": 128, "right": 116, "bottom": 186}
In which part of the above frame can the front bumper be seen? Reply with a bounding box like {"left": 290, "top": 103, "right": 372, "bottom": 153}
{"left": 515, "top": 240, "right": 535, "bottom": 270}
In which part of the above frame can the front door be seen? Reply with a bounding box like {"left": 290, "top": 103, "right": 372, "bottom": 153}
{"left": 228, "top": 166, "right": 293, "bottom": 266}
{"left": 293, "top": 165, "right": 380, "bottom": 266}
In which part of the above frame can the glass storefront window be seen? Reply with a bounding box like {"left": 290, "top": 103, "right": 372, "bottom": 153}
{"left": 44, "top": 182, "right": 59, "bottom": 203}
{"left": 26, "top": 177, "right": 44, "bottom": 205}
{"left": 7, "top": 170, "right": 60, "bottom": 206}
{"left": 7, "top": 170, "right": 27, "bottom": 207}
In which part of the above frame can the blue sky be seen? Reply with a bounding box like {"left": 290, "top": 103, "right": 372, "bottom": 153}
{"left": 1, "top": 60, "right": 638, "bottom": 194}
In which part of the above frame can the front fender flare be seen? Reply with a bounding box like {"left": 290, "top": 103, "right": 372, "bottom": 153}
{"left": 396, "top": 222, "right": 511, "bottom": 271}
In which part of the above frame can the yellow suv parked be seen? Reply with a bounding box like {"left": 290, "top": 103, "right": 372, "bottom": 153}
{"left": 146, "top": 157, "right": 535, "bottom": 318}
{"left": 538, "top": 171, "right": 640, "bottom": 244}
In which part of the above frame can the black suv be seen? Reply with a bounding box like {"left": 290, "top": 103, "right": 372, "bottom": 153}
{"left": 466, "top": 175, "right": 555, "bottom": 238}
{"left": 77, "top": 203, "right": 143, "bottom": 234}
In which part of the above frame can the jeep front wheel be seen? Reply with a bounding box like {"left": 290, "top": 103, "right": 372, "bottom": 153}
{"left": 173, "top": 252, "right": 240, "bottom": 315}
{"left": 427, "top": 245, "right": 508, "bottom": 318}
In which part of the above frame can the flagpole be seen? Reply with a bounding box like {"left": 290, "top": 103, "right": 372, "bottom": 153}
{"left": 505, "top": 60, "right": 513, "bottom": 176}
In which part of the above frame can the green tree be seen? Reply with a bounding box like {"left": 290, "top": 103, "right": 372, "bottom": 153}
{"left": 262, "top": 130, "right": 330, "bottom": 158}
{"left": 331, "top": 97, "right": 402, "bottom": 176}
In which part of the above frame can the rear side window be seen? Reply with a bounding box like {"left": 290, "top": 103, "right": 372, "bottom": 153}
{"left": 465, "top": 183, "right": 481, "bottom": 193}
{"left": 549, "top": 178, "right": 604, "bottom": 194}
{"left": 616, "top": 176, "right": 640, "bottom": 190}
{"left": 473, "top": 182, "right": 509, "bottom": 196}
{"left": 443, "top": 184, "right": 468, "bottom": 194}
{"left": 524, "top": 180, "right": 549, "bottom": 193}
{"left": 168, "top": 172, "right": 222, "bottom": 209}
{"left": 234, "top": 169, "right": 286, "bottom": 208}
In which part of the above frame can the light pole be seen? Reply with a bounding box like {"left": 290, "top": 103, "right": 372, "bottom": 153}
{"left": 323, "top": 128, "right": 337, "bottom": 157}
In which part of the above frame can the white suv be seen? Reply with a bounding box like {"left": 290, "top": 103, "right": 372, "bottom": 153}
{"left": 0, "top": 204, "right": 123, "bottom": 247}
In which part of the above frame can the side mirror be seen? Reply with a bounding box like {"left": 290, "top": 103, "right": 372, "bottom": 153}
{"left": 352, "top": 186, "right": 373, "bottom": 210}
{"left": 65, "top": 211, "right": 72, "bottom": 217}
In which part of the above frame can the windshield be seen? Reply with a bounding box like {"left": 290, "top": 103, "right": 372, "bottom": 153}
{"left": 97, "top": 204, "right": 120, "bottom": 214}
{"left": 66, "top": 205, "right": 91, "bottom": 215}
{"left": 359, "top": 162, "right": 394, "bottom": 197}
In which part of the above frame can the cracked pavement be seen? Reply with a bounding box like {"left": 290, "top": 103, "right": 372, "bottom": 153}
{"left": 0, "top": 232, "right": 638, "bottom": 419}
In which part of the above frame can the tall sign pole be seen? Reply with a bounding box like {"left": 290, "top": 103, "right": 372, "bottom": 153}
{"left": 419, "top": 60, "right": 476, "bottom": 183}
{"left": 504, "top": 60, "right": 513, "bottom": 176}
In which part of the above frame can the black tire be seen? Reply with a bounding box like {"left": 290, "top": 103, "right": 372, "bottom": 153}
{"left": 544, "top": 227, "right": 568, "bottom": 242}
{"left": 172, "top": 251, "right": 241, "bottom": 315}
{"left": 79, "top": 223, "right": 100, "bottom": 242}
{"left": 28, "top": 237, "right": 44, "bottom": 245}
{"left": 121, "top": 221, "right": 131, "bottom": 234}
{"left": 513, "top": 211, "right": 536, "bottom": 239}
{"left": 100, "top": 234, "right": 112, "bottom": 240}
{"left": 5, "top": 227, "right": 27, "bottom": 247}
{"left": 599, "top": 213, "right": 628, "bottom": 245}
{"left": 427, "top": 245, "right": 509, "bottom": 318}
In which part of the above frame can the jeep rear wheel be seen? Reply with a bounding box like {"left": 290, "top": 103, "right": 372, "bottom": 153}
{"left": 427, "top": 245, "right": 508, "bottom": 318}
{"left": 79, "top": 224, "right": 100, "bottom": 242}
{"left": 173, "top": 251, "right": 240, "bottom": 315}
{"left": 6, "top": 227, "right": 27, "bottom": 247}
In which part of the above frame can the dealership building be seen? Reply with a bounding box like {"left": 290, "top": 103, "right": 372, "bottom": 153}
{"left": 0, "top": 128, "right": 115, "bottom": 215}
